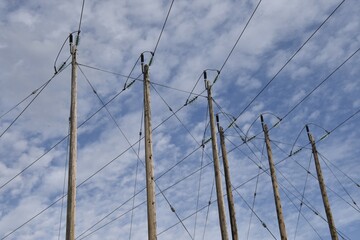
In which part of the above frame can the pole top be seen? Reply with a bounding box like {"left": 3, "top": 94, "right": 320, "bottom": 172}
{"left": 69, "top": 33, "right": 73, "bottom": 44}
{"left": 203, "top": 70, "right": 207, "bottom": 80}
{"left": 141, "top": 53, "right": 144, "bottom": 63}
{"left": 260, "top": 114, "right": 264, "bottom": 123}
{"left": 305, "top": 125, "right": 314, "bottom": 142}
{"left": 144, "top": 64, "right": 149, "bottom": 72}
{"left": 260, "top": 114, "right": 267, "bottom": 132}
{"left": 205, "top": 79, "right": 210, "bottom": 90}
{"left": 216, "top": 114, "right": 222, "bottom": 132}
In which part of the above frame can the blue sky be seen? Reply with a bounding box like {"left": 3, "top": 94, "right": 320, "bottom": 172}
{"left": 0, "top": 0, "right": 359, "bottom": 239}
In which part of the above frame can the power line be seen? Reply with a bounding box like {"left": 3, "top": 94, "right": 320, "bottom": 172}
{"left": 77, "top": 63, "right": 134, "bottom": 78}
{"left": 193, "top": 105, "right": 209, "bottom": 239}
{"left": 232, "top": 188, "right": 278, "bottom": 239}
{"left": 150, "top": 81, "right": 218, "bottom": 239}
{"left": 193, "top": 145, "right": 206, "bottom": 239}
{"left": 157, "top": 184, "right": 282, "bottom": 240}
{"left": 0, "top": 77, "right": 129, "bottom": 192}
{"left": 77, "top": 0, "right": 86, "bottom": 35}
{"left": 0, "top": 81, "right": 50, "bottom": 120}
{"left": 186, "top": 0, "right": 263, "bottom": 106}
{"left": 150, "top": 81, "right": 206, "bottom": 148}
{"left": 74, "top": 67, "right": 209, "bottom": 238}
{"left": 76, "top": 159, "right": 215, "bottom": 239}
{"left": 57, "top": 121, "right": 71, "bottom": 240}
{"left": 1, "top": 195, "right": 66, "bottom": 239}
{"left": 5, "top": 37, "right": 359, "bottom": 240}
{"left": 152, "top": 0, "right": 176, "bottom": 57}
{"left": 226, "top": 0, "right": 346, "bottom": 131}
{"left": 225, "top": 133, "right": 326, "bottom": 228}
{"left": 274, "top": 168, "right": 325, "bottom": 240}
{"left": 218, "top": 134, "right": 317, "bottom": 238}
{"left": 242, "top": 46, "right": 360, "bottom": 143}
{"left": 76, "top": 199, "right": 147, "bottom": 239}
{"left": 293, "top": 154, "right": 313, "bottom": 240}
{"left": 219, "top": 0, "right": 263, "bottom": 73}
{"left": 53, "top": 33, "right": 71, "bottom": 73}
{"left": 328, "top": 108, "right": 360, "bottom": 134}
{"left": 0, "top": 54, "right": 145, "bottom": 192}
{"left": 128, "top": 111, "right": 143, "bottom": 240}
{"left": 317, "top": 151, "right": 359, "bottom": 188}
{"left": 185, "top": 0, "right": 263, "bottom": 107}
{"left": 70, "top": 96, "right": 214, "bottom": 237}
{"left": 271, "top": 140, "right": 360, "bottom": 214}
{"left": 319, "top": 154, "right": 360, "bottom": 211}
{"left": 0, "top": 136, "right": 68, "bottom": 191}
{"left": 0, "top": 64, "right": 69, "bottom": 140}
{"left": 262, "top": 140, "right": 358, "bottom": 240}
{"left": 202, "top": 178, "right": 215, "bottom": 240}
{"left": 281, "top": 46, "right": 360, "bottom": 121}
{"left": 158, "top": 199, "right": 210, "bottom": 237}
{"left": 80, "top": 63, "right": 195, "bottom": 239}
{"left": 77, "top": 62, "right": 202, "bottom": 95}
{"left": 230, "top": 143, "right": 343, "bottom": 239}
{"left": 8, "top": 101, "right": 360, "bottom": 237}
{"left": 246, "top": 142, "right": 266, "bottom": 240}
{"left": 0, "top": 76, "right": 199, "bottom": 193}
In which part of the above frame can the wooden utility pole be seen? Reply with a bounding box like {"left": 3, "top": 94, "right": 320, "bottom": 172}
{"left": 216, "top": 114, "right": 238, "bottom": 240}
{"left": 205, "top": 72, "right": 229, "bottom": 240}
{"left": 142, "top": 54, "right": 157, "bottom": 240}
{"left": 66, "top": 33, "right": 78, "bottom": 240}
{"left": 261, "top": 115, "right": 287, "bottom": 240}
{"left": 306, "top": 125, "right": 338, "bottom": 240}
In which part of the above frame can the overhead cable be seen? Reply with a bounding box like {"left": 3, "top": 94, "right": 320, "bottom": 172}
{"left": 226, "top": 0, "right": 346, "bottom": 131}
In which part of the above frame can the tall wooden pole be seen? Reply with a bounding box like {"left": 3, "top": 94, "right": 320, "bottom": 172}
{"left": 216, "top": 115, "right": 238, "bottom": 240}
{"left": 66, "top": 33, "right": 77, "bottom": 240}
{"left": 205, "top": 72, "right": 229, "bottom": 240}
{"left": 306, "top": 125, "right": 338, "bottom": 240}
{"left": 261, "top": 115, "right": 287, "bottom": 240}
{"left": 142, "top": 54, "right": 157, "bottom": 240}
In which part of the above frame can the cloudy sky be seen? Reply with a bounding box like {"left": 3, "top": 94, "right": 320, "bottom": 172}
{"left": 0, "top": 0, "right": 359, "bottom": 239}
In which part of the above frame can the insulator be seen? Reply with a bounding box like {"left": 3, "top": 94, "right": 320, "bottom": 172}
{"left": 58, "top": 62, "right": 66, "bottom": 72}
{"left": 75, "top": 35, "right": 80, "bottom": 46}
{"left": 293, "top": 148, "right": 302, "bottom": 155}
{"left": 320, "top": 134, "right": 329, "bottom": 141}
{"left": 273, "top": 121, "right": 280, "bottom": 128}
{"left": 149, "top": 52, "right": 154, "bottom": 66}
{"left": 188, "top": 96, "right": 198, "bottom": 104}
{"left": 203, "top": 71, "right": 207, "bottom": 80}
{"left": 247, "top": 136, "right": 256, "bottom": 142}
{"left": 140, "top": 54, "right": 144, "bottom": 63}
{"left": 204, "top": 138, "right": 211, "bottom": 145}
{"left": 126, "top": 80, "right": 135, "bottom": 89}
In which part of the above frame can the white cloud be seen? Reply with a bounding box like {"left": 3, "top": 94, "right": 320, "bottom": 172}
{"left": 0, "top": 0, "right": 359, "bottom": 239}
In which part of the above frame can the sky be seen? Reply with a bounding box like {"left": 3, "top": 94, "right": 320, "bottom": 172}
{"left": 0, "top": 0, "right": 359, "bottom": 239}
